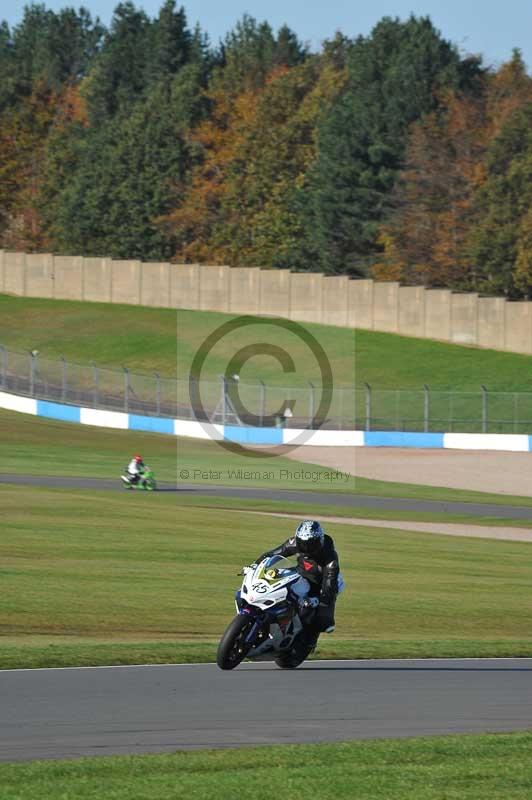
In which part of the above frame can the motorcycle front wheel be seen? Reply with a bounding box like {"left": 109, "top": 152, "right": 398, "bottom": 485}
{"left": 216, "top": 615, "right": 255, "bottom": 670}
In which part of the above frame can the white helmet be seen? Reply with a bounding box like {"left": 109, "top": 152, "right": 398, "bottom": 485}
{"left": 295, "top": 520, "right": 325, "bottom": 556}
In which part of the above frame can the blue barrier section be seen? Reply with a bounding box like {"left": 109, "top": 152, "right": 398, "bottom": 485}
{"left": 224, "top": 425, "right": 283, "bottom": 445}
{"left": 37, "top": 400, "right": 81, "bottom": 423}
{"left": 528, "top": 436, "right": 532, "bottom": 452}
{"left": 129, "top": 415, "right": 175, "bottom": 434}
{"left": 364, "top": 431, "right": 445, "bottom": 448}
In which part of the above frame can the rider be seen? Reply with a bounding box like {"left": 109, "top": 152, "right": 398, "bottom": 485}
{"left": 125, "top": 454, "right": 145, "bottom": 485}
{"left": 253, "top": 520, "right": 340, "bottom": 645}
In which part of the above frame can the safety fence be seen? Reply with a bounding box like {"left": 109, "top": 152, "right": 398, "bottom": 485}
{"left": 2, "top": 345, "right": 532, "bottom": 433}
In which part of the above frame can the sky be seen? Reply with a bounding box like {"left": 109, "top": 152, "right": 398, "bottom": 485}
{"left": 3, "top": 0, "right": 532, "bottom": 70}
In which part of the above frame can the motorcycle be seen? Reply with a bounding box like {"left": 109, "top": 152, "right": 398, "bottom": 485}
{"left": 217, "top": 555, "right": 342, "bottom": 670}
{"left": 120, "top": 466, "right": 157, "bottom": 491}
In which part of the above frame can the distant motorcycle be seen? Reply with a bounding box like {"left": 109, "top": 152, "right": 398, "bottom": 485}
{"left": 121, "top": 466, "right": 157, "bottom": 491}
{"left": 217, "top": 555, "right": 343, "bottom": 670}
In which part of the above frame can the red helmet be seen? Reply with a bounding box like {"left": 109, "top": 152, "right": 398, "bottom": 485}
{"left": 134, "top": 455, "right": 143, "bottom": 463}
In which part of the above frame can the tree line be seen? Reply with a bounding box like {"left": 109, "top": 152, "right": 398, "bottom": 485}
{"left": 1, "top": 3, "right": 532, "bottom": 297}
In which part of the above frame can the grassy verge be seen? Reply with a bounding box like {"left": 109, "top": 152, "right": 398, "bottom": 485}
{"left": 1, "top": 733, "right": 532, "bottom": 799}
{"left": 2, "top": 485, "right": 532, "bottom": 669}
{"left": 5, "top": 407, "right": 532, "bottom": 506}
{"left": 5, "top": 293, "right": 532, "bottom": 391}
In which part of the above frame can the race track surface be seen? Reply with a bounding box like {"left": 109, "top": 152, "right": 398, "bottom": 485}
{"left": 3, "top": 473, "right": 532, "bottom": 519}
{"left": 2, "top": 659, "right": 531, "bottom": 762}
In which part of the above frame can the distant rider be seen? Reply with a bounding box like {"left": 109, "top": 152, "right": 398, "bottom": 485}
{"left": 253, "top": 520, "right": 340, "bottom": 647}
{"left": 125, "top": 454, "right": 145, "bottom": 486}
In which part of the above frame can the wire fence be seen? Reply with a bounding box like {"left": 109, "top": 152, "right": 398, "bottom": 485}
{"left": 3, "top": 345, "right": 532, "bottom": 433}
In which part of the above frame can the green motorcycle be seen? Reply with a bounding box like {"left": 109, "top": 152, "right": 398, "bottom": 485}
{"left": 121, "top": 466, "right": 157, "bottom": 491}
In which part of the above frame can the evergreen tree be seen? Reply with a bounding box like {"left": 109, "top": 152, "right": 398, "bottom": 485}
{"left": 305, "top": 16, "right": 472, "bottom": 275}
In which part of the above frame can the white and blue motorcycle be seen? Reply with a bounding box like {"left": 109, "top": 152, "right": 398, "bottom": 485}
{"left": 216, "top": 555, "right": 343, "bottom": 670}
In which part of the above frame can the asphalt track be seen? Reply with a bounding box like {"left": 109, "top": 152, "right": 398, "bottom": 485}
{"left": 1, "top": 659, "right": 531, "bottom": 762}
{"left": 3, "top": 473, "right": 532, "bottom": 518}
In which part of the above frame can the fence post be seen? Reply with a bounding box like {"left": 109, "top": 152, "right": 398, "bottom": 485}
{"left": 424, "top": 384, "right": 430, "bottom": 433}
{"left": 92, "top": 363, "right": 99, "bottom": 407}
{"left": 155, "top": 372, "right": 161, "bottom": 416}
{"left": 0, "top": 345, "right": 5, "bottom": 388}
{"left": 259, "top": 380, "right": 265, "bottom": 427}
{"left": 124, "top": 367, "right": 129, "bottom": 413}
{"left": 29, "top": 350, "right": 38, "bottom": 397}
{"left": 364, "top": 383, "right": 371, "bottom": 432}
{"left": 61, "top": 356, "right": 67, "bottom": 402}
{"left": 308, "top": 382, "right": 315, "bottom": 428}
{"left": 481, "top": 385, "right": 488, "bottom": 433}
{"left": 222, "top": 376, "right": 227, "bottom": 425}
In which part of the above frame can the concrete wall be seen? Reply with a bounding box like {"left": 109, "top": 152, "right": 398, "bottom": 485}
{"left": 140, "top": 262, "right": 171, "bottom": 308}
{"left": 478, "top": 297, "right": 506, "bottom": 350}
{"left": 505, "top": 302, "right": 532, "bottom": 355}
{"left": 54, "top": 256, "right": 83, "bottom": 300}
{"left": 3, "top": 252, "right": 26, "bottom": 296}
{"left": 398, "top": 286, "right": 425, "bottom": 338}
{"left": 425, "top": 290, "right": 452, "bottom": 341}
{"left": 349, "top": 279, "right": 373, "bottom": 329}
{"left": 5, "top": 250, "right": 532, "bottom": 356}
{"left": 323, "top": 276, "right": 349, "bottom": 326}
{"left": 83, "top": 257, "right": 112, "bottom": 302}
{"left": 289, "top": 273, "right": 323, "bottom": 323}
{"left": 259, "top": 269, "right": 290, "bottom": 317}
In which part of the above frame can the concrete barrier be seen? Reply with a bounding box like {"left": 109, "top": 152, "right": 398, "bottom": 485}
{"left": 398, "top": 286, "right": 425, "bottom": 338}
{"left": 229, "top": 268, "right": 260, "bottom": 314}
{"left": 3, "top": 252, "right": 26, "bottom": 296}
{"left": 2, "top": 388, "right": 530, "bottom": 450}
{"left": 289, "top": 273, "right": 323, "bottom": 323}
{"left": 54, "top": 256, "right": 83, "bottom": 300}
{"left": 199, "top": 265, "right": 230, "bottom": 312}
{"left": 478, "top": 297, "right": 506, "bottom": 350}
{"left": 451, "top": 293, "right": 478, "bottom": 345}
{"left": 111, "top": 260, "right": 141, "bottom": 305}
{"left": 83, "top": 257, "right": 112, "bottom": 302}
{"left": 25, "top": 253, "right": 54, "bottom": 298}
{"left": 424, "top": 289, "right": 452, "bottom": 341}
{"left": 140, "top": 262, "right": 171, "bottom": 308}
{"left": 323, "top": 277, "right": 349, "bottom": 326}
{"left": 259, "top": 269, "right": 290, "bottom": 317}
{"left": 172, "top": 263, "right": 200, "bottom": 309}
{"left": 373, "top": 282, "right": 399, "bottom": 333}
{"left": 5, "top": 249, "right": 532, "bottom": 357}
{"left": 348, "top": 279, "right": 373, "bottom": 329}
{"left": 505, "top": 302, "right": 532, "bottom": 355}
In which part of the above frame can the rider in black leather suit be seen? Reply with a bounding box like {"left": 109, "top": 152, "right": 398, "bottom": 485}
{"left": 255, "top": 520, "right": 340, "bottom": 645}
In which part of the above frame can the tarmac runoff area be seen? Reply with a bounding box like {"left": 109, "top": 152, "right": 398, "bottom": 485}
{"left": 1, "top": 660, "right": 532, "bottom": 762}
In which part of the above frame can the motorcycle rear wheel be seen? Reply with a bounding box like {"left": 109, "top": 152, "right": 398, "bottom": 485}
{"left": 275, "top": 640, "right": 315, "bottom": 669}
{"left": 217, "top": 615, "right": 254, "bottom": 670}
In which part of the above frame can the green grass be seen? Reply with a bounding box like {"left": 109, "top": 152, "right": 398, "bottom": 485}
{"left": 1, "top": 733, "right": 532, "bottom": 799}
{"left": 2, "top": 484, "right": 532, "bottom": 669}
{"left": 4, "top": 293, "right": 532, "bottom": 390}
{"left": 7, "top": 406, "right": 532, "bottom": 506}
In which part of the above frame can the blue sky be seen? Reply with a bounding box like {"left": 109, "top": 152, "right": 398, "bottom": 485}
{"left": 4, "top": 1, "right": 532, "bottom": 69}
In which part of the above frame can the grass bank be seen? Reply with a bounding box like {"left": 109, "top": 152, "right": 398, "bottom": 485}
{"left": 1, "top": 733, "right": 532, "bottom": 799}
{"left": 4, "top": 293, "right": 532, "bottom": 390}
{"left": 2, "top": 485, "right": 532, "bottom": 668}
